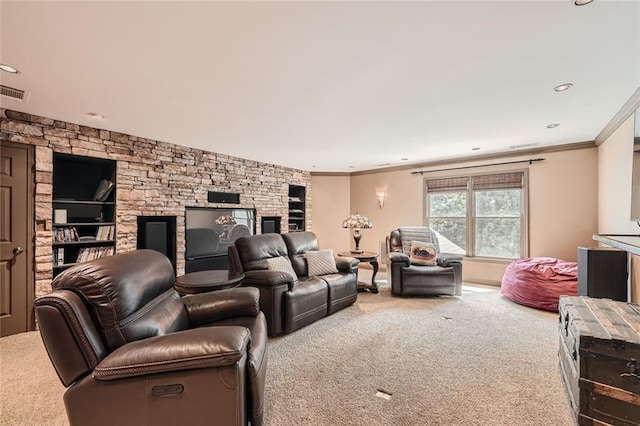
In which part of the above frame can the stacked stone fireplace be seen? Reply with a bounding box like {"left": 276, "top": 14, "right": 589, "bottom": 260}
{"left": 1, "top": 108, "right": 312, "bottom": 298}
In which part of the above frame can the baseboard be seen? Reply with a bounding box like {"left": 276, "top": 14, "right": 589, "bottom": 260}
{"left": 464, "top": 278, "right": 501, "bottom": 287}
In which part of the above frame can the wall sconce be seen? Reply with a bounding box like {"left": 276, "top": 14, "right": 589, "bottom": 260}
{"left": 376, "top": 188, "right": 387, "bottom": 209}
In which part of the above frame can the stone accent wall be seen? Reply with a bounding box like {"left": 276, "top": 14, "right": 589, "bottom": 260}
{"left": 1, "top": 109, "right": 312, "bottom": 297}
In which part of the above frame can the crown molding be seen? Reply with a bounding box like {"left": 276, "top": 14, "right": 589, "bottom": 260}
{"left": 322, "top": 140, "right": 595, "bottom": 177}
{"left": 594, "top": 86, "right": 640, "bottom": 146}
{"left": 310, "top": 171, "right": 351, "bottom": 177}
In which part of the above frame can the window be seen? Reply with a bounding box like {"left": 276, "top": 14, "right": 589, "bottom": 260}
{"left": 425, "top": 171, "right": 527, "bottom": 259}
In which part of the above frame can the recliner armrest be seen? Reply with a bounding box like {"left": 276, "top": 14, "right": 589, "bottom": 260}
{"left": 183, "top": 287, "right": 260, "bottom": 327}
{"left": 243, "top": 270, "right": 295, "bottom": 290}
{"left": 93, "top": 326, "right": 250, "bottom": 381}
{"left": 388, "top": 252, "right": 410, "bottom": 265}
{"left": 335, "top": 256, "right": 359, "bottom": 273}
{"left": 437, "top": 253, "right": 463, "bottom": 267}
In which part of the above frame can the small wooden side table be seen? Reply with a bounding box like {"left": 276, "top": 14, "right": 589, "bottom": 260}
{"left": 175, "top": 270, "right": 244, "bottom": 295}
{"left": 337, "top": 251, "right": 379, "bottom": 294}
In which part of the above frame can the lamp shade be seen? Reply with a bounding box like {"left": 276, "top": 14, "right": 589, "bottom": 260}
{"left": 342, "top": 212, "right": 373, "bottom": 229}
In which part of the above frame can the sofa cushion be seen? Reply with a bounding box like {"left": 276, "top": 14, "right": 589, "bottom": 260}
{"left": 284, "top": 277, "right": 328, "bottom": 334}
{"left": 282, "top": 232, "right": 319, "bottom": 277}
{"left": 305, "top": 249, "right": 339, "bottom": 276}
{"left": 409, "top": 241, "right": 438, "bottom": 266}
{"left": 235, "top": 234, "right": 289, "bottom": 271}
{"left": 320, "top": 273, "right": 358, "bottom": 314}
{"left": 266, "top": 256, "right": 298, "bottom": 282}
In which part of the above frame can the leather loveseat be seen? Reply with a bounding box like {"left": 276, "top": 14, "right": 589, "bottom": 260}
{"left": 34, "top": 249, "right": 267, "bottom": 426}
{"left": 228, "top": 232, "right": 359, "bottom": 336}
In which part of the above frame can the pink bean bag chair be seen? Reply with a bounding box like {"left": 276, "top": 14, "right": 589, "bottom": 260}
{"left": 500, "top": 257, "right": 578, "bottom": 312}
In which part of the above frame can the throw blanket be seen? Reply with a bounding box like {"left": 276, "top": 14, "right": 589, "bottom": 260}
{"left": 398, "top": 227, "right": 440, "bottom": 255}
{"left": 437, "top": 253, "right": 463, "bottom": 267}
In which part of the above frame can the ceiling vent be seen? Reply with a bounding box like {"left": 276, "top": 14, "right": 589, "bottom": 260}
{"left": 509, "top": 142, "right": 539, "bottom": 150}
{"left": 1, "top": 84, "right": 27, "bottom": 101}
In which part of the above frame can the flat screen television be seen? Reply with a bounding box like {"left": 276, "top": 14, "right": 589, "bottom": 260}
{"left": 185, "top": 207, "right": 256, "bottom": 272}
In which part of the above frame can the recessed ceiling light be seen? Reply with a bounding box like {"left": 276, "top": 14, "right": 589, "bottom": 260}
{"left": 554, "top": 83, "right": 573, "bottom": 92}
{"left": 348, "top": 166, "right": 355, "bottom": 169}
{"left": 401, "top": 158, "right": 408, "bottom": 161}
{"left": 0, "top": 64, "right": 19, "bottom": 73}
{"left": 573, "top": 0, "right": 594, "bottom": 5}
{"left": 471, "top": 147, "right": 480, "bottom": 151}
{"left": 86, "top": 112, "right": 105, "bottom": 119}
{"left": 547, "top": 123, "right": 560, "bottom": 128}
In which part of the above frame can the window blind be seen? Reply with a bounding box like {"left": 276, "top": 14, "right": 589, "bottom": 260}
{"left": 472, "top": 172, "right": 523, "bottom": 190}
{"left": 425, "top": 177, "right": 469, "bottom": 192}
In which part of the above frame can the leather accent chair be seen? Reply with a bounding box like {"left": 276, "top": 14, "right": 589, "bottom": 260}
{"left": 34, "top": 249, "right": 267, "bottom": 426}
{"left": 228, "top": 232, "right": 359, "bottom": 336}
{"left": 387, "top": 227, "right": 463, "bottom": 297}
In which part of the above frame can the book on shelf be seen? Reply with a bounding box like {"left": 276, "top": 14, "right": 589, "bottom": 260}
{"left": 95, "top": 225, "right": 114, "bottom": 240}
{"left": 54, "top": 226, "right": 79, "bottom": 242}
{"left": 53, "top": 248, "right": 65, "bottom": 266}
{"left": 76, "top": 246, "right": 115, "bottom": 264}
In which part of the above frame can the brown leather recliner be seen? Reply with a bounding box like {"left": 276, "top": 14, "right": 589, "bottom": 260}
{"left": 228, "top": 232, "right": 359, "bottom": 337}
{"left": 34, "top": 249, "right": 267, "bottom": 426}
{"left": 387, "top": 227, "right": 463, "bottom": 297}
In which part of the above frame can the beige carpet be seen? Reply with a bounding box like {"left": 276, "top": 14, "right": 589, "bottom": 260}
{"left": 0, "top": 274, "right": 573, "bottom": 425}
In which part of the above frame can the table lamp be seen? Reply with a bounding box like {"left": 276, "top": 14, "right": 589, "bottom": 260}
{"left": 342, "top": 212, "right": 373, "bottom": 253}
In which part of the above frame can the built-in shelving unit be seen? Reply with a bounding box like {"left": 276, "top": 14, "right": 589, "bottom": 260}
{"left": 288, "top": 185, "right": 306, "bottom": 232}
{"left": 52, "top": 153, "right": 116, "bottom": 277}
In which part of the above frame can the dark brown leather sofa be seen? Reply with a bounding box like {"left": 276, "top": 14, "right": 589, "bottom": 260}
{"left": 387, "top": 227, "right": 463, "bottom": 297}
{"left": 34, "top": 249, "right": 267, "bottom": 426}
{"left": 228, "top": 232, "right": 359, "bottom": 336}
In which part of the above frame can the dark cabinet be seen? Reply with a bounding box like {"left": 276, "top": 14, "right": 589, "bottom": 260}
{"left": 52, "top": 153, "right": 116, "bottom": 276}
{"left": 288, "top": 185, "right": 305, "bottom": 232}
{"left": 577, "top": 247, "right": 628, "bottom": 302}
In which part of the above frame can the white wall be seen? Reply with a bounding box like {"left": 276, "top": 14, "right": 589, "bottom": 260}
{"left": 310, "top": 175, "right": 351, "bottom": 251}
{"left": 313, "top": 147, "right": 599, "bottom": 284}
{"left": 597, "top": 113, "right": 640, "bottom": 302}
{"left": 598, "top": 114, "right": 638, "bottom": 234}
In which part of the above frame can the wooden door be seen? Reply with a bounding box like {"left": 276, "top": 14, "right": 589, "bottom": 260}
{"left": 0, "top": 141, "right": 34, "bottom": 336}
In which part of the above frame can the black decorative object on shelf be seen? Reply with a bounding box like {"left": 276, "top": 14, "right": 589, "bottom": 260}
{"left": 92, "top": 179, "right": 114, "bottom": 201}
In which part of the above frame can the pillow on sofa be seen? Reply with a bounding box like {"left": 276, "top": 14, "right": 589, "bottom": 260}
{"left": 305, "top": 249, "right": 339, "bottom": 276}
{"left": 266, "top": 256, "right": 298, "bottom": 282}
{"left": 410, "top": 241, "right": 437, "bottom": 266}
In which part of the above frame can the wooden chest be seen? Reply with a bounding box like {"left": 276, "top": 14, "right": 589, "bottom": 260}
{"left": 558, "top": 296, "right": 640, "bottom": 425}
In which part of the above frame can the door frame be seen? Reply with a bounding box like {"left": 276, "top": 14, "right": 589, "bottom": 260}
{"left": 1, "top": 139, "right": 36, "bottom": 332}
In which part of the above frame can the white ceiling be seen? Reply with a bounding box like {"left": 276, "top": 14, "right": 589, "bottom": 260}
{"left": 1, "top": 1, "right": 639, "bottom": 172}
